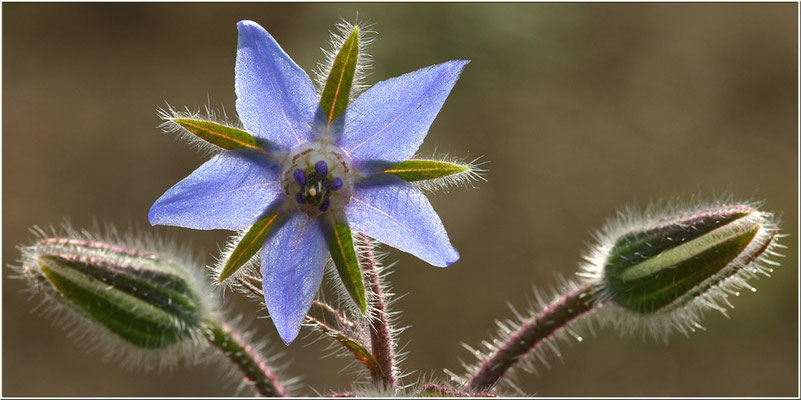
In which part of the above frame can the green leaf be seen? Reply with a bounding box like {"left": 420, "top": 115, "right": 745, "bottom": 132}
{"left": 384, "top": 159, "right": 470, "bottom": 182}
{"left": 172, "top": 118, "right": 260, "bottom": 151}
{"left": 218, "top": 214, "right": 280, "bottom": 283}
{"left": 322, "top": 214, "right": 367, "bottom": 314}
{"left": 320, "top": 26, "right": 359, "bottom": 124}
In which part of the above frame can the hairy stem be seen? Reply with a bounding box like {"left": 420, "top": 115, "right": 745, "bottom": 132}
{"left": 420, "top": 383, "right": 497, "bottom": 397}
{"left": 467, "top": 281, "right": 601, "bottom": 392}
{"left": 236, "top": 275, "right": 377, "bottom": 373}
{"left": 357, "top": 233, "right": 396, "bottom": 389}
{"left": 204, "top": 318, "right": 288, "bottom": 397}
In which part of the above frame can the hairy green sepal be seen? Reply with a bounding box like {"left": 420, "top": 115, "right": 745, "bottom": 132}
{"left": 384, "top": 159, "right": 470, "bottom": 182}
{"left": 218, "top": 214, "right": 281, "bottom": 283}
{"left": 307, "top": 301, "right": 375, "bottom": 369}
{"left": 320, "top": 26, "right": 359, "bottom": 124}
{"left": 172, "top": 118, "right": 260, "bottom": 151}
{"left": 322, "top": 214, "right": 367, "bottom": 314}
{"left": 35, "top": 249, "right": 206, "bottom": 349}
{"left": 603, "top": 209, "right": 762, "bottom": 313}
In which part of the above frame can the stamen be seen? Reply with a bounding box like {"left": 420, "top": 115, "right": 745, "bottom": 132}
{"left": 282, "top": 141, "right": 354, "bottom": 215}
{"left": 315, "top": 160, "right": 328, "bottom": 179}
{"left": 330, "top": 177, "right": 343, "bottom": 191}
{"left": 293, "top": 169, "right": 306, "bottom": 186}
{"left": 319, "top": 198, "right": 331, "bottom": 212}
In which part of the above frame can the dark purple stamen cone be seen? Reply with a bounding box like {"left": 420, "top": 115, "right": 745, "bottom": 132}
{"left": 293, "top": 169, "right": 306, "bottom": 186}
{"left": 330, "top": 177, "right": 343, "bottom": 191}
{"left": 315, "top": 160, "right": 328, "bottom": 179}
{"left": 296, "top": 192, "right": 306, "bottom": 204}
{"left": 319, "top": 198, "right": 331, "bottom": 212}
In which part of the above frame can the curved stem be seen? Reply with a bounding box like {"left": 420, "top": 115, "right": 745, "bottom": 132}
{"left": 357, "top": 233, "right": 396, "bottom": 389}
{"left": 204, "top": 317, "right": 288, "bottom": 397}
{"left": 467, "top": 281, "right": 602, "bottom": 392}
{"left": 236, "top": 274, "right": 381, "bottom": 379}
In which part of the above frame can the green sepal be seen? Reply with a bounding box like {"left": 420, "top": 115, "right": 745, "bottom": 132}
{"left": 606, "top": 226, "right": 759, "bottom": 313}
{"left": 322, "top": 214, "right": 367, "bottom": 314}
{"left": 36, "top": 253, "right": 205, "bottom": 349}
{"left": 172, "top": 118, "right": 260, "bottom": 151}
{"left": 307, "top": 301, "right": 375, "bottom": 369}
{"left": 320, "top": 26, "right": 359, "bottom": 124}
{"left": 218, "top": 213, "right": 281, "bottom": 283}
{"left": 384, "top": 159, "right": 470, "bottom": 182}
{"left": 603, "top": 207, "right": 764, "bottom": 314}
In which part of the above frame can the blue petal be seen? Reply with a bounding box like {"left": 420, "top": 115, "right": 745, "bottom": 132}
{"left": 149, "top": 150, "right": 283, "bottom": 231}
{"left": 235, "top": 20, "right": 318, "bottom": 152}
{"left": 345, "top": 174, "right": 459, "bottom": 267}
{"left": 261, "top": 212, "right": 328, "bottom": 344}
{"left": 339, "top": 60, "right": 469, "bottom": 173}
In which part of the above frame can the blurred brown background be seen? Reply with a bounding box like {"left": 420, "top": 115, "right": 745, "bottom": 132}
{"left": 2, "top": 3, "right": 797, "bottom": 397}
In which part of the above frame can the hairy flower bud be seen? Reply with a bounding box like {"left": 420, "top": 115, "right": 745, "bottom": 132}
{"left": 15, "top": 229, "right": 216, "bottom": 367}
{"left": 581, "top": 203, "right": 782, "bottom": 337}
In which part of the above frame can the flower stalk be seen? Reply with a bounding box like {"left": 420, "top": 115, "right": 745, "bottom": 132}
{"left": 466, "top": 203, "right": 781, "bottom": 392}
{"left": 467, "top": 281, "right": 601, "bottom": 392}
{"left": 357, "top": 233, "right": 396, "bottom": 389}
{"left": 235, "top": 274, "right": 380, "bottom": 377}
{"left": 202, "top": 318, "right": 288, "bottom": 397}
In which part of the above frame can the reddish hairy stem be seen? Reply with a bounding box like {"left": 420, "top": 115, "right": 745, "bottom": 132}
{"left": 467, "top": 281, "right": 601, "bottom": 392}
{"left": 357, "top": 233, "right": 396, "bottom": 388}
{"left": 420, "top": 383, "right": 497, "bottom": 397}
{"left": 236, "top": 275, "right": 380, "bottom": 377}
{"left": 204, "top": 318, "right": 288, "bottom": 397}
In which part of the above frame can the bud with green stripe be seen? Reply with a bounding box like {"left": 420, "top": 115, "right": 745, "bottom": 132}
{"left": 14, "top": 227, "right": 217, "bottom": 369}
{"left": 580, "top": 202, "right": 783, "bottom": 339}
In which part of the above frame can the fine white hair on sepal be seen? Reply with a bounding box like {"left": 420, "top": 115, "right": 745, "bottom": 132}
{"left": 313, "top": 16, "right": 377, "bottom": 99}
{"left": 577, "top": 196, "right": 783, "bottom": 342}
{"left": 409, "top": 152, "right": 488, "bottom": 194}
{"left": 10, "top": 221, "right": 221, "bottom": 372}
{"left": 157, "top": 101, "right": 243, "bottom": 156}
{"left": 211, "top": 229, "right": 264, "bottom": 292}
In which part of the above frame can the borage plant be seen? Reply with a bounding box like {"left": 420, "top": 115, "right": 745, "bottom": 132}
{"left": 10, "top": 19, "right": 785, "bottom": 397}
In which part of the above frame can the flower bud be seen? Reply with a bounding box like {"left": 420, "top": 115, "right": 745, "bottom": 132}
{"left": 17, "top": 233, "right": 214, "bottom": 353}
{"left": 595, "top": 204, "right": 780, "bottom": 316}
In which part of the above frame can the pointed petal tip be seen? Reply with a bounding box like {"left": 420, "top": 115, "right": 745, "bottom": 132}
{"left": 237, "top": 20, "right": 263, "bottom": 31}
{"left": 445, "top": 252, "right": 460, "bottom": 267}
{"left": 444, "top": 59, "right": 470, "bottom": 71}
{"left": 275, "top": 320, "right": 301, "bottom": 345}
{"left": 279, "top": 335, "right": 296, "bottom": 346}
{"left": 436, "top": 248, "right": 460, "bottom": 268}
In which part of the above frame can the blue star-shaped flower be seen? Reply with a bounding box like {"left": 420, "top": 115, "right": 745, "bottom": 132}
{"left": 149, "top": 20, "right": 467, "bottom": 344}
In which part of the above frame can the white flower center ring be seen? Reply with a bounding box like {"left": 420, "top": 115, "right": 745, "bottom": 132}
{"left": 281, "top": 141, "right": 355, "bottom": 217}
